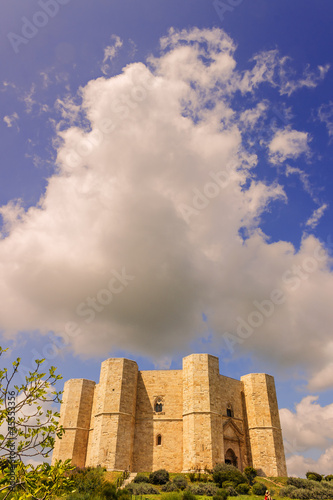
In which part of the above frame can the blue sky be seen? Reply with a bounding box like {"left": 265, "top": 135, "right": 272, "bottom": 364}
{"left": 1, "top": 0, "right": 333, "bottom": 476}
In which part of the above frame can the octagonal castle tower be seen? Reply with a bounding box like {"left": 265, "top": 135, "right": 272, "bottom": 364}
{"left": 52, "top": 354, "right": 287, "bottom": 476}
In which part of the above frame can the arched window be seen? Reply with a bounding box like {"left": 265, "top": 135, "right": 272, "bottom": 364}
{"left": 156, "top": 434, "right": 162, "bottom": 446}
{"left": 226, "top": 404, "right": 233, "bottom": 418}
{"left": 225, "top": 448, "right": 237, "bottom": 467}
{"left": 154, "top": 397, "right": 164, "bottom": 413}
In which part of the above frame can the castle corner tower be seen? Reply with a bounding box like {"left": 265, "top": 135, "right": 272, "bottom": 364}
{"left": 241, "top": 373, "right": 287, "bottom": 476}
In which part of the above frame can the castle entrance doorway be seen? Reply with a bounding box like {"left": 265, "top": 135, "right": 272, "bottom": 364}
{"left": 225, "top": 448, "right": 238, "bottom": 467}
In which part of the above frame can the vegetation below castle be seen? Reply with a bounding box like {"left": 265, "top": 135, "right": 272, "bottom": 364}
{"left": 1, "top": 463, "right": 331, "bottom": 500}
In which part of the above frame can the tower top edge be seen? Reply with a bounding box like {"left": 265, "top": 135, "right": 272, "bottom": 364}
{"left": 240, "top": 373, "right": 274, "bottom": 379}
{"left": 182, "top": 353, "right": 219, "bottom": 360}
{"left": 64, "top": 378, "right": 96, "bottom": 384}
{"left": 101, "top": 357, "right": 138, "bottom": 365}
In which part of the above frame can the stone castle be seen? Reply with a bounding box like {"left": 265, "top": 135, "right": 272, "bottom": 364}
{"left": 52, "top": 353, "right": 287, "bottom": 477}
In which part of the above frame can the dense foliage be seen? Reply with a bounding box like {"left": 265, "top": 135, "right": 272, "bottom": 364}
{"left": 172, "top": 474, "right": 189, "bottom": 490}
{"left": 225, "top": 485, "right": 238, "bottom": 496}
{"left": 212, "top": 463, "right": 247, "bottom": 488}
{"left": 213, "top": 489, "right": 228, "bottom": 500}
{"left": 125, "top": 481, "right": 160, "bottom": 494}
{"left": 0, "top": 459, "right": 76, "bottom": 500}
{"left": 133, "top": 472, "right": 150, "bottom": 483}
{"left": 252, "top": 481, "right": 267, "bottom": 495}
{"left": 188, "top": 482, "right": 218, "bottom": 496}
{"left": 306, "top": 472, "right": 323, "bottom": 482}
{"left": 182, "top": 490, "right": 197, "bottom": 500}
{"left": 235, "top": 482, "right": 251, "bottom": 494}
{"left": 162, "top": 481, "right": 181, "bottom": 492}
{"left": 244, "top": 466, "right": 258, "bottom": 485}
{"left": 67, "top": 466, "right": 106, "bottom": 494}
{"left": 149, "top": 468, "right": 170, "bottom": 485}
{"left": 281, "top": 478, "right": 333, "bottom": 499}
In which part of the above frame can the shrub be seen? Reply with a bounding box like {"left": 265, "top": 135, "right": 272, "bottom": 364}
{"left": 310, "top": 482, "right": 333, "bottom": 500}
{"left": 189, "top": 482, "right": 218, "bottom": 496}
{"left": 252, "top": 482, "right": 267, "bottom": 496}
{"left": 307, "top": 480, "right": 325, "bottom": 491}
{"left": 225, "top": 486, "right": 238, "bottom": 496}
{"left": 183, "top": 490, "right": 197, "bottom": 500}
{"left": 287, "top": 477, "right": 310, "bottom": 489}
{"left": 188, "top": 472, "right": 196, "bottom": 483}
{"left": 235, "top": 483, "right": 250, "bottom": 494}
{"left": 133, "top": 473, "right": 150, "bottom": 483}
{"left": 69, "top": 466, "right": 106, "bottom": 495}
{"left": 292, "top": 488, "right": 312, "bottom": 499}
{"left": 162, "top": 482, "right": 180, "bottom": 492}
{"left": 244, "top": 467, "right": 258, "bottom": 486}
{"left": 320, "top": 480, "right": 333, "bottom": 491}
{"left": 222, "top": 481, "right": 236, "bottom": 488}
{"left": 326, "top": 475, "right": 333, "bottom": 482}
{"left": 149, "top": 468, "right": 170, "bottom": 485}
{"left": 117, "top": 490, "right": 131, "bottom": 500}
{"left": 173, "top": 475, "right": 189, "bottom": 490}
{"left": 125, "top": 482, "right": 159, "bottom": 494}
{"left": 212, "top": 463, "right": 247, "bottom": 487}
{"left": 306, "top": 472, "right": 323, "bottom": 482}
{"left": 280, "top": 485, "right": 298, "bottom": 498}
{"left": 101, "top": 482, "right": 117, "bottom": 500}
{"left": 213, "top": 489, "right": 228, "bottom": 500}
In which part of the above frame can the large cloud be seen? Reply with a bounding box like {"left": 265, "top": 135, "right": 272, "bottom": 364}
{"left": 280, "top": 396, "right": 333, "bottom": 476}
{"left": 0, "top": 28, "right": 332, "bottom": 385}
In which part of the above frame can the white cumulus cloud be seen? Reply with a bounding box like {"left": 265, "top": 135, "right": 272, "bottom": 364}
{"left": 269, "top": 128, "right": 310, "bottom": 164}
{"left": 280, "top": 396, "right": 333, "bottom": 476}
{"left": 0, "top": 28, "right": 332, "bottom": 392}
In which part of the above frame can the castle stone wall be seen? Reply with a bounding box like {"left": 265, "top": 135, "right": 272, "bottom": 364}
{"left": 53, "top": 354, "right": 287, "bottom": 477}
{"left": 133, "top": 369, "right": 183, "bottom": 472}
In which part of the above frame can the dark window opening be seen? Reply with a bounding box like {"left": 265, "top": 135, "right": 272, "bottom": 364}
{"left": 225, "top": 448, "right": 238, "bottom": 468}
{"left": 226, "top": 404, "right": 233, "bottom": 418}
{"left": 155, "top": 402, "right": 163, "bottom": 413}
{"left": 157, "top": 434, "right": 162, "bottom": 446}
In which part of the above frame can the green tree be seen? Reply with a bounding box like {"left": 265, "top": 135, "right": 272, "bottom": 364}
{"left": 0, "top": 459, "right": 75, "bottom": 500}
{"left": 244, "top": 466, "right": 257, "bottom": 485}
{"left": 305, "top": 471, "right": 323, "bottom": 482}
{"left": 0, "top": 346, "right": 75, "bottom": 499}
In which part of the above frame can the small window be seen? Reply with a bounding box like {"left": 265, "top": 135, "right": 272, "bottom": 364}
{"left": 154, "top": 397, "right": 164, "bottom": 413}
{"left": 156, "top": 434, "right": 162, "bottom": 446}
{"left": 226, "top": 404, "right": 233, "bottom": 418}
{"left": 155, "top": 402, "right": 163, "bottom": 412}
